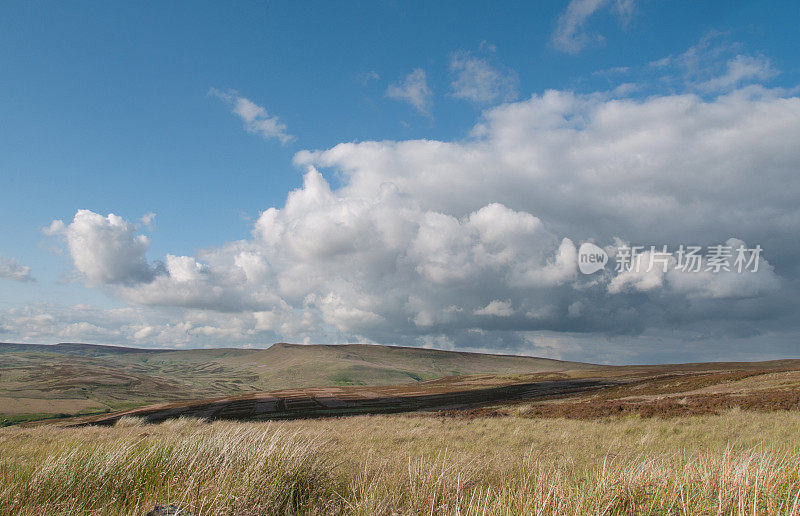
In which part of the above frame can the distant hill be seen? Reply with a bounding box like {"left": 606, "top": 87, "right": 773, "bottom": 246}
{"left": 0, "top": 342, "right": 592, "bottom": 425}
{"left": 222, "top": 342, "right": 596, "bottom": 386}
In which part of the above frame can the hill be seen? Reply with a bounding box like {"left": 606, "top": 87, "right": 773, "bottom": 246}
{"left": 0, "top": 341, "right": 590, "bottom": 425}
{"left": 9, "top": 341, "right": 798, "bottom": 427}
{"left": 69, "top": 358, "right": 800, "bottom": 426}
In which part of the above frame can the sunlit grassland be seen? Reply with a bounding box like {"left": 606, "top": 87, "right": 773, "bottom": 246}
{"left": 2, "top": 410, "right": 800, "bottom": 514}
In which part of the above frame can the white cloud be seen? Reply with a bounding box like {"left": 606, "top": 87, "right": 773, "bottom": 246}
{"left": 140, "top": 212, "right": 156, "bottom": 229}
{"left": 38, "top": 78, "right": 800, "bottom": 356}
{"left": 45, "top": 210, "right": 154, "bottom": 285}
{"left": 663, "top": 239, "right": 781, "bottom": 300}
{"left": 450, "top": 51, "right": 518, "bottom": 104}
{"left": 474, "top": 300, "right": 515, "bottom": 317}
{"left": 697, "top": 55, "right": 777, "bottom": 92}
{"left": 606, "top": 239, "right": 781, "bottom": 306}
{"left": 46, "top": 171, "right": 579, "bottom": 337}
{"left": 650, "top": 34, "right": 778, "bottom": 93}
{"left": 0, "top": 256, "right": 34, "bottom": 282}
{"left": 209, "top": 88, "right": 293, "bottom": 144}
{"left": 0, "top": 304, "right": 267, "bottom": 348}
{"left": 552, "top": 0, "right": 635, "bottom": 54}
{"left": 6, "top": 301, "right": 797, "bottom": 363}
{"left": 386, "top": 69, "right": 433, "bottom": 117}
{"left": 607, "top": 249, "right": 668, "bottom": 294}
{"left": 301, "top": 87, "right": 800, "bottom": 249}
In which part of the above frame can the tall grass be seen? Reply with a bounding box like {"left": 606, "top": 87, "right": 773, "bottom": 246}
{"left": 0, "top": 418, "right": 339, "bottom": 515}
{"left": 341, "top": 446, "right": 800, "bottom": 514}
{"left": 2, "top": 412, "right": 800, "bottom": 514}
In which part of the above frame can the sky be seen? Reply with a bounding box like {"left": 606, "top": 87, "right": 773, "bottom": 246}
{"left": 1, "top": 1, "right": 799, "bottom": 363}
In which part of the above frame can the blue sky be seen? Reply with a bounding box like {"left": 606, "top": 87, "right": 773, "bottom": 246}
{"left": 1, "top": 1, "right": 799, "bottom": 362}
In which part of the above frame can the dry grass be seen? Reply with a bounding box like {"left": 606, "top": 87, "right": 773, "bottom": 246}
{"left": 2, "top": 411, "right": 800, "bottom": 514}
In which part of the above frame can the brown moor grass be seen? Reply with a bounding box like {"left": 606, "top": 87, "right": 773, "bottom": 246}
{"left": 1, "top": 410, "right": 800, "bottom": 514}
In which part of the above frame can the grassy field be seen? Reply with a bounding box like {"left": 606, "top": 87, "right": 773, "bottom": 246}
{"left": 2, "top": 411, "right": 800, "bottom": 514}
{"left": 0, "top": 342, "right": 585, "bottom": 424}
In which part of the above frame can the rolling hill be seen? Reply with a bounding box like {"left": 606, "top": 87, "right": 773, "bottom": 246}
{"left": 0, "top": 341, "right": 592, "bottom": 424}
{"left": 9, "top": 342, "right": 798, "bottom": 427}
{"left": 71, "top": 358, "right": 800, "bottom": 426}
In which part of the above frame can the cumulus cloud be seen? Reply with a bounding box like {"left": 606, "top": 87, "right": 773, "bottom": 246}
{"left": 552, "top": 0, "right": 635, "bottom": 54}
{"left": 301, "top": 88, "right": 800, "bottom": 251}
{"left": 661, "top": 239, "right": 781, "bottom": 300}
{"left": 607, "top": 250, "right": 667, "bottom": 294}
{"left": 0, "top": 256, "right": 34, "bottom": 282}
{"left": 209, "top": 88, "right": 293, "bottom": 144}
{"left": 475, "top": 300, "right": 515, "bottom": 317}
{"left": 47, "top": 171, "right": 587, "bottom": 339}
{"left": 386, "top": 69, "right": 433, "bottom": 117}
{"left": 450, "top": 51, "right": 518, "bottom": 104}
{"left": 293, "top": 87, "right": 797, "bottom": 344}
{"left": 39, "top": 72, "right": 800, "bottom": 358}
{"left": 45, "top": 210, "right": 154, "bottom": 285}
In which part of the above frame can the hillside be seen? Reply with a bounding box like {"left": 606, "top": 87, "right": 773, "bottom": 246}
{"left": 68, "top": 359, "right": 800, "bottom": 426}
{"left": 12, "top": 341, "right": 799, "bottom": 428}
{"left": 0, "top": 342, "right": 590, "bottom": 425}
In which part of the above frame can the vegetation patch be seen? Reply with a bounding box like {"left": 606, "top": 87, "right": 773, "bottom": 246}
{"left": 2, "top": 412, "right": 800, "bottom": 514}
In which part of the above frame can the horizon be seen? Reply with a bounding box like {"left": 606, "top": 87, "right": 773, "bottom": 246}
{"left": 1, "top": 1, "right": 799, "bottom": 364}
{"left": 4, "top": 340, "right": 799, "bottom": 368}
